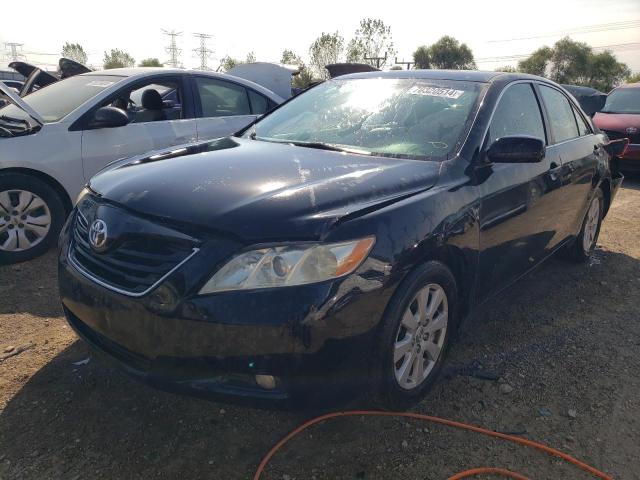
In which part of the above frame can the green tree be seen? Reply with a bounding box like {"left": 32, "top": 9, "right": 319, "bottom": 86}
{"left": 138, "top": 58, "right": 163, "bottom": 67}
{"left": 62, "top": 42, "right": 87, "bottom": 65}
{"left": 496, "top": 65, "right": 517, "bottom": 73}
{"left": 627, "top": 72, "right": 640, "bottom": 83}
{"left": 584, "top": 50, "right": 630, "bottom": 92}
{"left": 389, "top": 65, "right": 403, "bottom": 71}
{"left": 281, "top": 50, "right": 314, "bottom": 88}
{"left": 518, "top": 38, "right": 630, "bottom": 91}
{"left": 548, "top": 37, "right": 591, "bottom": 84}
{"left": 217, "top": 52, "right": 255, "bottom": 72}
{"left": 103, "top": 49, "right": 135, "bottom": 69}
{"left": 309, "top": 32, "right": 344, "bottom": 79}
{"left": 412, "top": 45, "right": 430, "bottom": 69}
{"left": 426, "top": 36, "right": 476, "bottom": 70}
{"left": 218, "top": 55, "right": 239, "bottom": 72}
{"left": 518, "top": 46, "right": 552, "bottom": 76}
{"left": 346, "top": 18, "right": 395, "bottom": 68}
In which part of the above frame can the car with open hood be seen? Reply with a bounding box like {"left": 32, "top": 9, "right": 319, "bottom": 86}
{"left": 593, "top": 82, "right": 640, "bottom": 174}
{"left": 0, "top": 68, "right": 284, "bottom": 263}
{"left": 58, "top": 70, "right": 624, "bottom": 407}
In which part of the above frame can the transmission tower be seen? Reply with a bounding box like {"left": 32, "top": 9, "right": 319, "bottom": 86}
{"left": 162, "top": 29, "right": 182, "bottom": 68}
{"left": 3, "top": 43, "right": 26, "bottom": 63}
{"left": 193, "top": 33, "right": 213, "bottom": 70}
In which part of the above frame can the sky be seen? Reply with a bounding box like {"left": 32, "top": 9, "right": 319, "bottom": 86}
{"left": 1, "top": 0, "right": 639, "bottom": 73}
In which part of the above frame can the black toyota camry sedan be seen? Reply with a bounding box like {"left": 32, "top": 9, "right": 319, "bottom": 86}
{"left": 58, "top": 70, "right": 625, "bottom": 407}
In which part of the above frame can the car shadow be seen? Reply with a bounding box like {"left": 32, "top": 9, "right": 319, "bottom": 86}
{"left": 0, "top": 249, "right": 62, "bottom": 318}
{"left": 1, "top": 246, "right": 639, "bottom": 479}
{"left": 620, "top": 173, "right": 640, "bottom": 190}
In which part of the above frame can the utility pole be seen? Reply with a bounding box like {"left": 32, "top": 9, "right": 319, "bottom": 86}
{"left": 364, "top": 53, "right": 387, "bottom": 69}
{"left": 162, "top": 29, "right": 182, "bottom": 68}
{"left": 394, "top": 57, "right": 415, "bottom": 70}
{"left": 193, "top": 33, "right": 213, "bottom": 70}
{"left": 3, "top": 43, "right": 26, "bottom": 63}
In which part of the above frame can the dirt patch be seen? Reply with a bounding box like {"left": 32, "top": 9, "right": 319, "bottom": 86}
{"left": 1, "top": 179, "right": 639, "bottom": 479}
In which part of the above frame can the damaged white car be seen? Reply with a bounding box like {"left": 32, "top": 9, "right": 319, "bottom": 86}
{"left": 0, "top": 68, "right": 284, "bottom": 263}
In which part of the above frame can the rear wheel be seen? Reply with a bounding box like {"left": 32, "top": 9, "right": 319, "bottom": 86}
{"left": 0, "top": 173, "right": 66, "bottom": 264}
{"left": 371, "top": 261, "right": 457, "bottom": 408}
{"left": 565, "top": 188, "right": 603, "bottom": 263}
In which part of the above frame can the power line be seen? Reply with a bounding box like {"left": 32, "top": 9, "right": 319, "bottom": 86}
{"left": 394, "top": 57, "right": 414, "bottom": 70}
{"left": 193, "top": 33, "right": 213, "bottom": 70}
{"left": 162, "top": 29, "right": 182, "bottom": 68}
{"left": 364, "top": 53, "right": 387, "bottom": 68}
{"left": 3, "top": 43, "right": 26, "bottom": 63}
{"left": 488, "top": 20, "right": 640, "bottom": 43}
{"left": 477, "top": 42, "right": 640, "bottom": 63}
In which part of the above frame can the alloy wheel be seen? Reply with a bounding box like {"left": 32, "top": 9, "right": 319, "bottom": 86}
{"left": 0, "top": 189, "right": 52, "bottom": 252}
{"left": 393, "top": 283, "right": 448, "bottom": 390}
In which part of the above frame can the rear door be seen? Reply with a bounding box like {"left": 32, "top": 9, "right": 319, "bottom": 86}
{"left": 476, "top": 82, "right": 564, "bottom": 298}
{"left": 537, "top": 84, "right": 600, "bottom": 241}
{"left": 80, "top": 75, "right": 198, "bottom": 179}
{"left": 192, "top": 76, "right": 271, "bottom": 140}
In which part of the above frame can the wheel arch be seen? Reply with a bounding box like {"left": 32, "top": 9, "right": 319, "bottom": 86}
{"left": 0, "top": 167, "right": 73, "bottom": 214}
{"left": 422, "top": 244, "right": 475, "bottom": 322}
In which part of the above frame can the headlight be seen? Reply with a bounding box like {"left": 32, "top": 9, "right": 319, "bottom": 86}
{"left": 199, "top": 237, "right": 375, "bottom": 294}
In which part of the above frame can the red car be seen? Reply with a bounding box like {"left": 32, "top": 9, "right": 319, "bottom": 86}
{"left": 593, "top": 82, "right": 640, "bottom": 173}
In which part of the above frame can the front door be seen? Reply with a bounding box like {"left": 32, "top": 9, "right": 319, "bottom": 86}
{"left": 476, "top": 82, "right": 563, "bottom": 299}
{"left": 81, "top": 76, "right": 197, "bottom": 179}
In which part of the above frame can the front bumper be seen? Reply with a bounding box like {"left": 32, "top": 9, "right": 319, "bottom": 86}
{"left": 58, "top": 229, "right": 393, "bottom": 402}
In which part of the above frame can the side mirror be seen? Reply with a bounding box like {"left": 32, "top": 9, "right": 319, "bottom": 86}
{"left": 603, "top": 138, "right": 629, "bottom": 157}
{"left": 89, "top": 106, "right": 129, "bottom": 129}
{"left": 487, "top": 136, "right": 545, "bottom": 163}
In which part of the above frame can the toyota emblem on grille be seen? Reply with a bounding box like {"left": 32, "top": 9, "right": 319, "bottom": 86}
{"left": 89, "top": 219, "right": 108, "bottom": 251}
{"left": 626, "top": 127, "right": 638, "bottom": 134}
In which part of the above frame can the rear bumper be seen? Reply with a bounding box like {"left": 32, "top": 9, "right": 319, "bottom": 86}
{"left": 58, "top": 233, "right": 393, "bottom": 402}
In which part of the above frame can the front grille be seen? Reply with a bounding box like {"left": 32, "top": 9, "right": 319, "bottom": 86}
{"left": 603, "top": 130, "right": 640, "bottom": 145}
{"left": 70, "top": 207, "right": 197, "bottom": 296}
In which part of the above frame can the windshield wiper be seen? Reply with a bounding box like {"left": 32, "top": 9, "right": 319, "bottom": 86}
{"left": 0, "top": 114, "right": 26, "bottom": 123}
{"left": 0, "top": 126, "right": 14, "bottom": 137}
{"left": 286, "top": 141, "right": 372, "bottom": 155}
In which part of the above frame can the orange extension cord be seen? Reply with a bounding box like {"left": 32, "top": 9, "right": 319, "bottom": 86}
{"left": 252, "top": 410, "right": 614, "bottom": 480}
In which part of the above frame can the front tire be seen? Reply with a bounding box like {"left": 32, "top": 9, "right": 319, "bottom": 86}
{"left": 0, "top": 173, "right": 66, "bottom": 264}
{"left": 371, "top": 261, "right": 458, "bottom": 409}
{"left": 565, "top": 187, "right": 603, "bottom": 263}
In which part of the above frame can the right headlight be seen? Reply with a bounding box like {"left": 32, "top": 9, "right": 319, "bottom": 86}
{"left": 199, "top": 237, "right": 375, "bottom": 294}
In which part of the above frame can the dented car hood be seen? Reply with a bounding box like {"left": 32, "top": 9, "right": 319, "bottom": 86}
{"left": 89, "top": 137, "right": 440, "bottom": 240}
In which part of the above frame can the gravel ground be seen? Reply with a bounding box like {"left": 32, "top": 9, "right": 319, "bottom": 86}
{"left": 1, "top": 178, "right": 639, "bottom": 480}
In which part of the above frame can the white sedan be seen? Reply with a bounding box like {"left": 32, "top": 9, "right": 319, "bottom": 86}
{"left": 0, "top": 68, "right": 284, "bottom": 263}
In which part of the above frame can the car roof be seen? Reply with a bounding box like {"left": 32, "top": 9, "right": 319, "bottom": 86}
{"left": 80, "top": 68, "right": 285, "bottom": 102}
{"left": 338, "top": 69, "right": 546, "bottom": 84}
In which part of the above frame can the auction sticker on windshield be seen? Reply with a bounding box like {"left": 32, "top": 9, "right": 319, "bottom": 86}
{"left": 407, "top": 85, "right": 464, "bottom": 99}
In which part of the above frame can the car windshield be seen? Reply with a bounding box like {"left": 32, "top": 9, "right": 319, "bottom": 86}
{"left": 602, "top": 88, "right": 640, "bottom": 114}
{"left": 0, "top": 74, "right": 124, "bottom": 123}
{"left": 248, "top": 78, "right": 485, "bottom": 159}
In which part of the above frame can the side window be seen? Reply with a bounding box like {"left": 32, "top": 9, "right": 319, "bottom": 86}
{"left": 539, "top": 85, "right": 579, "bottom": 143}
{"left": 572, "top": 105, "right": 591, "bottom": 136}
{"left": 488, "top": 83, "right": 545, "bottom": 144}
{"left": 195, "top": 77, "right": 251, "bottom": 117}
{"left": 248, "top": 90, "right": 269, "bottom": 115}
{"left": 104, "top": 79, "right": 183, "bottom": 123}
